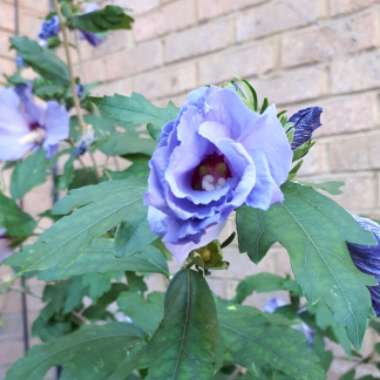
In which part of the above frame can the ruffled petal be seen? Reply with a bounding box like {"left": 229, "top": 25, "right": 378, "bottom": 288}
{"left": 240, "top": 105, "right": 293, "bottom": 186}
{"left": 42, "top": 101, "right": 69, "bottom": 155}
{"left": 246, "top": 150, "right": 283, "bottom": 210}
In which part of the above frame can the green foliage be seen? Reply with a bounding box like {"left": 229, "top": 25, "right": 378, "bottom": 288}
{"left": 234, "top": 272, "right": 301, "bottom": 304}
{"left": 93, "top": 92, "right": 178, "bottom": 138}
{"left": 97, "top": 132, "right": 156, "bottom": 157}
{"left": 5, "top": 323, "right": 144, "bottom": 380}
{"left": 11, "top": 36, "right": 69, "bottom": 85}
{"left": 236, "top": 182, "right": 376, "bottom": 349}
{"left": 10, "top": 150, "right": 51, "bottom": 199}
{"left": 68, "top": 5, "right": 134, "bottom": 33}
{"left": 38, "top": 239, "right": 168, "bottom": 280}
{"left": 0, "top": 191, "right": 36, "bottom": 238}
{"left": 217, "top": 300, "right": 325, "bottom": 379}
{"left": 6, "top": 179, "right": 166, "bottom": 277}
{"left": 117, "top": 291, "right": 164, "bottom": 335}
{"left": 142, "top": 270, "right": 220, "bottom": 379}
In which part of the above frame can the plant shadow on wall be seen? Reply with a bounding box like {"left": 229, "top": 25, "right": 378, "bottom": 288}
{"left": 0, "top": 1, "right": 380, "bottom": 379}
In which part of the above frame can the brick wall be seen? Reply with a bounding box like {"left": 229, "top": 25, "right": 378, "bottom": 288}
{"left": 1, "top": 0, "right": 380, "bottom": 379}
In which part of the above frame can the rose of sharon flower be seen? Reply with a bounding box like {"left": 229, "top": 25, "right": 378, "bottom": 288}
{"left": 145, "top": 86, "right": 293, "bottom": 261}
{"left": 0, "top": 84, "right": 69, "bottom": 161}
{"left": 347, "top": 216, "right": 380, "bottom": 316}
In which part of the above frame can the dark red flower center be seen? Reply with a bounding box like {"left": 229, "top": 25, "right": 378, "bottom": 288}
{"left": 29, "top": 122, "right": 41, "bottom": 131}
{"left": 191, "top": 153, "right": 231, "bottom": 191}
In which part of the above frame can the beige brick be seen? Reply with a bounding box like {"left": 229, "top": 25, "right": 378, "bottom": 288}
{"left": 197, "top": 0, "right": 264, "bottom": 20}
{"left": 105, "top": 39, "right": 162, "bottom": 80}
{"left": 199, "top": 39, "right": 276, "bottom": 84}
{"left": 315, "top": 93, "right": 379, "bottom": 137}
{"left": 329, "top": 0, "right": 378, "bottom": 16}
{"left": 81, "top": 57, "right": 109, "bottom": 84}
{"left": 368, "top": 132, "right": 380, "bottom": 168}
{"left": 0, "top": 3, "right": 16, "bottom": 32}
{"left": 0, "top": 292, "right": 22, "bottom": 313}
{"left": 237, "top": 0, "right": 321, "bottom": 42}
{"left": 109, "top": 0, "right": 160, "bottom": 15}
{"left": 164, "top": 16, "right": 235, "bottom": 63}
{"left": 281, "top": 10, "right": 380, "bottom": 67}
{"left": 0, "top": 340, "right": 23, "bottom": 365}
{"left": 327, "top": 134, "right": 370, "bottom": 172}
{"left": 331, "top": 50, "right": 380, "bottom": 94}
{"left": 132, "top": 61, "right": 197, "bottom": 99}
{"left": 0, "top": 31, "right": 14, "bottom": 59}
{"left": 333, "top": 172, "right": 377, "bottom": 211}
{"left": 299, "top": 142, "right": 330, "bottom": 176}
{"left": 0, "top": 57, "right": 15, "bottom": 78}
{"left": 253, "top": 65, "right": 328, "bottom": 104}
{"left": 134, "top": 0, "right": 196, "bottom": 42}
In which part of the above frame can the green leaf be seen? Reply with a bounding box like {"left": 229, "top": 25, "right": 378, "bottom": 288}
{"left": 142, "top": 269, "right": 219, "bottom": 379}
{"left": 236, "top": 182, "right": 376, "bottom": 348}
{"left": 93, "top": 93, "right": 178, "bottom": 138}
{"left": 11, "top": 36, "right": 69, "bottom": 85}
{"left": 117, "top": 291, "right": 164, "bottom": 335}
{"left": 6, "top": 179, "right": 159, "bottom": 276}
{"left": 234, "top": 273, "right": 301, "bottom": 304}
{"left": 217, "top": 300, "right": 325, "bottom": 380}
{"left": 37, "top": 239, "right": 168, "bottom": 280}
{"left": 68, "top": 5, "right": 134, "bottom": 33}
{"left": 5, "top": 322, "right": 144, "bottom": 380}
{"left": 10, "top": 150, "right": 50, "bottom": 199}
{"left": 115, "top": 212, "right": 156, "bottom": 257}
{"left": 105, "top": 157, "right": 149, "bottom": 182}
{"left": 0, "top": 191, "right": 36, "bottom": 238}
{"left": 97, "top": 132, "right": 156, "bottom": 157}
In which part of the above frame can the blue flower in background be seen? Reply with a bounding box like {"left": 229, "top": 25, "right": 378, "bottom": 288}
{"left": 348, "top": 216, "right": 380, "bottom": 316}
{"left": 145, "top": 86, "right": 293, "bottom": 261}
{"left": 289, "top": 107, "right": 323, "bottom": 150}
{"left": 0, "top": 84, "right": 69, "bottom": 161}
{"left": 264, "top": 297, "right": 315, "bottom": 347}
{"left": 38, "top": 15, "right": 60, "bottom": 44}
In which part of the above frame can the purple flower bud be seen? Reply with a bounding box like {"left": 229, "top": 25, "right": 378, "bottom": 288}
{"left": 289, "top": 107, "right": 323, "bottom": 150}
{"left": 79, "top": 30, "right": 105, "bottom": 47}
{"left": 79, "top": 3, "right": 105, "bottom": 47}
{"left": 38, "top": 15, "right": 60, "bottom": 41}
{"left": 347, "top": 216, "right": 380, "bottom": 316}
{"left": 0, "top": 84, "right": 69, "bottom": 161}
{"left": 145, "top": 86, "right": 293, "bottom": 261}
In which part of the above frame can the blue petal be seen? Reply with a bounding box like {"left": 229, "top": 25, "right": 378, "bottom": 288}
{"left": 289, "top": 107, "right": 323, "bottom": 150}
{"left": 42, "top": 101, "right": 69, "bottom": 156}
{"left": 348, "top": 216, "right": 380, "bottom": 316}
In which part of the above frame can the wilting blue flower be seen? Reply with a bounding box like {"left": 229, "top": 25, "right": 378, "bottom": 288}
{"left": 0, "top": 84, "right": 69, "bottom": 161}
{"left": 79, "top": 30, "right": 104, "bottom": 47}
{"left": 264, "top": 297, "right": 315, "bottom": 347}
{"left": 264, "top": 297, "right": 287, "bottom": 313}
{"left": 289, "top": 107, "right": 323, "bottom": 150}
{"left": 0, "top": 228, "right": 12, "bottom": 263}
{"left": 15, "top": 55, "right": 24, "bottom": 69}
{"left": 74, "top": 130, "right": 95, "bottom": 157}
{"left": 348, "top": 216, "right": 380, "bottom": 316}
{"left": 38, "top": 15, "right": 60, "bottom": 43}
{"left": 145, "top": 86, "right": 293, "bottom": 261}
{"left": 76, "top": 83, "right": 85, "bottom": 99}
{"left": 79, "top": 3, "right": 105, "bottom": 47}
